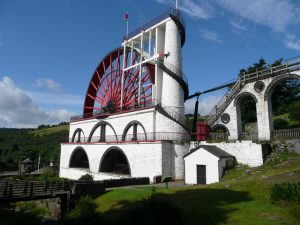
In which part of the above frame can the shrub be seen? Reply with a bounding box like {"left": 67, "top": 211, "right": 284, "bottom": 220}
{"left": 79, "top": 174, "right": 94, "bottom": 181}
{"left": 273, "top": 118, "right": 288, "bottom": 129}
{"left": 288, "top": 101, "right": 300, "bottom": 121}
{"left": 270, "top": 182, "right": 300, "bottom": 203}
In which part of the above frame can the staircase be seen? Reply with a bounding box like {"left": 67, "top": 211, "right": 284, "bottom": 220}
{"left": 155, "top": 104, "right": 190, "bottom": 133}
{"left": 206, "top": 56, "right": 300, "bottom": 126}
{"left": 158, "top": 59, "right": 189, "bottom": 100}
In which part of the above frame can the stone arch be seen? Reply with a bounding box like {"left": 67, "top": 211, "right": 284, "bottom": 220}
{"left": 264, "top": 73, "right": 300, "bottom": 101}
{"left": 71, "top": 128, "right": 85, "bottom": 143}
{"left": 88, "top": 121, "right": 117, "bottom": 142}
{"left": 122, "top": 120, "right": 147, "bottom": 141}
{"left": 69, "top": 147, "right": 90, "bottom": 169}
{"left": 234, "top": 92, "right": 258, "bottom": 106}
{"left": 99, "top": 146, "right": 131, "bottom": 175}
{"left": 211, "top": 124, "right": 230, "bottom": 134}
{"left": 234, "top": 92, "right": 258, "bottom": 140}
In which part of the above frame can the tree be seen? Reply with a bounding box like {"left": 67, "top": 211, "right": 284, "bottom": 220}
{"left": 288, "top": 101, "right": 300, "bottom": 121}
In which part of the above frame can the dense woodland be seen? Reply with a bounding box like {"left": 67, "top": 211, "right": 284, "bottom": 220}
{"left": 0, "top": 126, "right": 68, "bottom": 171}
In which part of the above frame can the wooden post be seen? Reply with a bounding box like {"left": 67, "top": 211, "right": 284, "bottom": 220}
{"left": 30, "top": 182, "right": 34, "bottom": 198}
{"left": 9, "top": 183, "right": 13, "bottom": 199}
{"left": 23, "top": 181, "right": 28, "bottom": 194}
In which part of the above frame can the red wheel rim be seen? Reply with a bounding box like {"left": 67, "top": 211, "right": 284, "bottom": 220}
{"left": 83, "top": 47, "right": 155, "bottom": 115}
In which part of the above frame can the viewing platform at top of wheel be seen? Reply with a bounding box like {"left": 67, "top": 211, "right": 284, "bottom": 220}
{"left": 123, "top": 7, "right": 185, "bottom": 47}
{"left": 71, "top": 101, "right": 155, "bottom": 123}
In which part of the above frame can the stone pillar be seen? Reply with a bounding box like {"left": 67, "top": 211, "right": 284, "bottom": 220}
{"left": 256, "top": 98, "right": 272, "bottom": 140}
{"left": 161, "top": 19, "right": 184, "bottom": 119}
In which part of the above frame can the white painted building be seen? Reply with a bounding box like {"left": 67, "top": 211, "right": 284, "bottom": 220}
{"left": 184, "top": 145, "right": 235, "bottom": 185}
{"left": 59, "top": 8, "right": 277, "bottom": 185}
{"left": 59, "top": 8, "right": 191, "bottom": 183}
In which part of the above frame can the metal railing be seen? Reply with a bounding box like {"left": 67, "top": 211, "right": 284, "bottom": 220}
{"left": 272, "top": 128, "right": 300, "bottom": 140}
{"left": 63, "top": 132, "right": 191, "bottom": 144}
{"left": 207, "top": 56, "right": 300, "bottom": 126}
{"left": 159, "top": 103, "right": 186, "bottom": 125}
{"left": 123, "top": 7, "right": 185, "bottom": 41}
{"left": 159, "top": 60, "right": 189, "bottom": 86}
{"left": 239, "top": 132, "right": 258, "bottom": 141}
{"left": 70, "top": 101, "right": 154, "bottom": 122}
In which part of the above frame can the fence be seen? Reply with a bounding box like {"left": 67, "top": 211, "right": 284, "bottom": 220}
{"left": 64, "top": 131, "right": 191, "bottom": 144}
{"left": 272, "top": 128, "right": 300, "bottom": 139}
{"left": 239, "top": 132, "right": 258, "bottom": 141}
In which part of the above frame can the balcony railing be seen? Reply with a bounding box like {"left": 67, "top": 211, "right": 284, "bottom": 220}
{"left": 123, "top": 7, "right": 184, "bottom": 41}
{"left": 272, "top": 128, "right": 300, "bottom": 140}
{"left": 70, "top": 101, "right": 154, "bottom": 123}
{"left": 239, "top": 132, "right": 258, "bottom": 141}
{"left": 64, "top": 132, "right": 191, "bottom": 144}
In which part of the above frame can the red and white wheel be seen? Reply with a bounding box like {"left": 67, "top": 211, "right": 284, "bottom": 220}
{"left": 84, "top": 47, "right": 155, "bottom": 115}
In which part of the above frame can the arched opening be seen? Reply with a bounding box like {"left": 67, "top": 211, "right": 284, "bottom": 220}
{"left": 69, "top": 147, "right": 89, "bottom": 169}
{"left": 211, "top": 124, "right": 230, "bottom": 141}
{"left": 122, "top": 120, "right": 147, "bottom": 141}
{"left": 235, "top": 93, "right": 258, "bottom": 140}
{"left": 71, "top": 128, "right": 85, "bottom": 143}
{"left": 99, "top": 147, "right": 130, "bottom": 175}
{"left": 265, "top": 75, "right": 300, "bottom": 132}
{"left": 88, "top": 121, "right": 117, "bottom": 142}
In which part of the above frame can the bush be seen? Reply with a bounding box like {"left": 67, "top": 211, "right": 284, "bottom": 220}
{"left": 289, "top": 101, "right": 300, "bottom": 121}
{"left": 270, "top": 182, "right": 300, "bottom": 203}
{"left": 273, "top": 118, "right": 288, "bottom": 129}
{"left": 79, "top": 174, "right": 94, "bottom": 181}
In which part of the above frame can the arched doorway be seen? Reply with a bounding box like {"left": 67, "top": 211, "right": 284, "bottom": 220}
{"left": 99, "top": 147, "right": 130, "bottom": 175}
{"left": 235, "top": 92, "right": 258, "bottom": 140}
{"left": 264, "top": 74, "right": 300, "bottom": 132}
{"left": 211, "top": 124, "right": 230, "bottom": 141}
{"left": 88, "top": 121, "right": 117, "bottom": 142}
{"left": 71, "top": 128, "right": 85, "bottom": 143}
{"left": 69, "top": 147, "right": 89, "bottom": 169}
{"left": 122, "top": 120, "right": 147, "bottom": 141}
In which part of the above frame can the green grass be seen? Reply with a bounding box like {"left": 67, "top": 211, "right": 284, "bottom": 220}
{"left": 273, "top": 114, "right": 300, "bottom": 128}
{"left": 91, "top": 152, "right": 300, "bottom": 225}
{"left": 30, "top": 124, "right": 69, "bottom": 136}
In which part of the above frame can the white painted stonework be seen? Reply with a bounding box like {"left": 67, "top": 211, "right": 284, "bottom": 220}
{"left": 184, "top": 148, "right": 220, "bottom": 184}
{"left": 196, "top": 141, "right": 263, "bottom": 167}
{"left": 212, "top": 71, "right": 300, "bottom": 141}
{"left": 60, "top": 141, "right": 189, "bottom": 182}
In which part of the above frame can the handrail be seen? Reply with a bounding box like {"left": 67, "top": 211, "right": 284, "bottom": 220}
{"left": 63, "top": 131, "right": 191, "bottom": 143}
{"left": 207, "top": 56, "right": 300, "bottom": 126}
{"left": 159, "top": 60, "right": 189, "bottom": 85}
{"left": 71, "top": 101, "right": 155, "bottom": 123}
{"left": 123, "top": 7, "right": 185, "bottom": 41}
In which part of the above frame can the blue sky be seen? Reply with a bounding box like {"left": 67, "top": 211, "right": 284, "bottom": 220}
{"left": 1, "top": 0, "right": 300, "bottom": 128}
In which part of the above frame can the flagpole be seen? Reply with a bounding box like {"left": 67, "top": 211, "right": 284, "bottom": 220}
{"left": 126, "top": 11, "right": 129, "bottom": 39}
{"left": 176, "top": 0, "right": 178, "bottom": 10}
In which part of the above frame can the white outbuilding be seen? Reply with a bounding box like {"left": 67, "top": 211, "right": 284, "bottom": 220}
{"left": 184, "top": 145, "right": 235, "bottom": 185}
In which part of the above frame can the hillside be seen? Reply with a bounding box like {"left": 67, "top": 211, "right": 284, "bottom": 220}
{"left": 69, "top": 151, "right": 300, "bottom": 225}
{"left": 0, "top": 125, "right": 69, "bottom": 171}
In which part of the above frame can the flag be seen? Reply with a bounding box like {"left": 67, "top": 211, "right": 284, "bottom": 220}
{"left": 123, "top": 12, "right": 128, "bottom": 20}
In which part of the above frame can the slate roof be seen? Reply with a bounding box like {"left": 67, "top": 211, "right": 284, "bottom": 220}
{"left": 183, "top": 145, "right": 234, "bottom": 159}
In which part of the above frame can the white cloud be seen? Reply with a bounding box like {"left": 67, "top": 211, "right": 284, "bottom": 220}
{"left": 36, "top": 78, "right": 62, "bottom": 94}
{"left": 0, "top": 76, "right": 75, "bottom": 128}
{"left": 230, "top": 19, "right": 247, "bottom": 31}
{"left": 155, "top": 0, "right": 214, "bottom": 19}
{"left": 185, "top": 95, "right": 222, "bottom": 115}
{"left": 284, "top": 34, "right": 300, "bottom": 51}
{"left": 219, "top": 0, "right": 300, "bottom": 32}
{"left": 199, "top": 29, "right": 222, "bottom": 43}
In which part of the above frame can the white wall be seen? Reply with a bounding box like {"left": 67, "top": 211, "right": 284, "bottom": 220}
{"left": 184, "top": 148, "right": 220, "bottom": 185}
{"left": 60, "top": 142, "right": 165, "bottom": 182}
{"left": 198, "top": 141, "right": 263, "bottom": 167}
